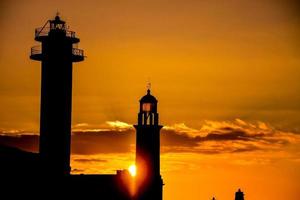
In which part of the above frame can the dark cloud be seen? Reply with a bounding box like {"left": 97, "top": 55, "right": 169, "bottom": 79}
{"left": 203, "top": 130, "right": 248, "bottom": 141}
{"left": 160, "top": 130, "right": 200, "bottom": 147}
{"left": 71, "top": 130, "right": 134, "bottom": 154}
{"left": 0, "top": 134, "right": 39, "bottom": 153}
{"left": 0, "top": 120, "right": 298, "bottom": 155}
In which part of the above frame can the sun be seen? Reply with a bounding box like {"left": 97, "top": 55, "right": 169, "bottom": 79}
{"left": 128, "top": 164, "right": 137, "bottom": 177}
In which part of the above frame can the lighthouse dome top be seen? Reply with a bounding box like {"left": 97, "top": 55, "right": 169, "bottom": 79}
{"left": 50, "top": 13, "right": 66, "bottom": 24}
{"left": 140, "top": 89, "right": 157, "bottom": 103}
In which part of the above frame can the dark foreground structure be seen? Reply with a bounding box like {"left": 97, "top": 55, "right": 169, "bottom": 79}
{"left": 0, "top": 14, "right": 244, "bottom": 200}
{"left": 0, "top": 15, "right": 163, "bottom": 200}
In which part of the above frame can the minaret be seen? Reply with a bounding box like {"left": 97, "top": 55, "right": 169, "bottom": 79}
{"left": 134, "top": 88, "right": 164, "bottom": 200}
{"left": 235, "top": 189, "right": 245, "bottom": 200}
{"left": 30, "top": 14, "right": 84, "bottom": 175}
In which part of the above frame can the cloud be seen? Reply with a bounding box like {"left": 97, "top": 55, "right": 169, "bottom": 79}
{"left": 72, "top": 121, "right": 133, "bottom": 133}
{"left": 164, "top": 123, "right": 199, "bottom": 134}
{"left": 105, "top": 121, "right": 133, "bottom": 131}
{"left": 0, "top": 129, "right": 38, "bottom": 136}
{"left": 0, "top": 119, "right": 299, "bottom": 155}
{"left": 0, "top": 134, "right": 39, "bottom": 153}
{"left": 74, "top": 158, "right": 107, "bottom": 163}
{"left": 162, "top": 119, "right": 300, "bottom": 154}
{"left": 71, "top": 130, "right": 134, "bottom": 154}
{"left": 71, "top": 153, "right": 134, "bottom": 174}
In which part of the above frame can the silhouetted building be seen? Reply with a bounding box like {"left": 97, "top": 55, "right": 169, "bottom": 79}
{"left": 0, "top": 15, "right": 165, "bottom": 200}
{"left": 235, "top": 189, "right": 245, "bottom": 200}
{"left": 30, "top": 14, "right": 84, "bottom": 175}
{"left": 135, "top": 89, "right": 164, "bottom": 200}
{"left": 0, "top": 13, "right": 251, "bottom": 200}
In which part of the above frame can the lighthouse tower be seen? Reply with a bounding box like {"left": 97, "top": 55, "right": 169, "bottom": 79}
{"left": 30, "top": 14, "right": 84, "bottom": 175}
{"left": 134, "top": 88, "right": 164, "bottom": 200}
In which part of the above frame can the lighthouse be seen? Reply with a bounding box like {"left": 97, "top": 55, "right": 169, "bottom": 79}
{"left": 134, "top": 88, "right": 164, "bottom": 200}
{"left": 30, "top": 14, "right": 84, "bottom": 175}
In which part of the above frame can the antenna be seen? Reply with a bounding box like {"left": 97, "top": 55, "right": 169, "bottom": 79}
{"left": 147, "top": 78, "right": 151, "bottom": 90}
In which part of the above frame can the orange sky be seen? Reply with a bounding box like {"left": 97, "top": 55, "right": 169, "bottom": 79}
{"left": 0, "top": 0, "right": 300, "bottom": 199}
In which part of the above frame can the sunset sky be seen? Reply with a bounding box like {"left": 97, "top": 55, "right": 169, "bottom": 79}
{"left": 0, "top": 0, "right": 300, "bottom": 199}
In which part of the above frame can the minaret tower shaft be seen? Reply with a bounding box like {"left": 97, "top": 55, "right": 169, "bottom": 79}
{"left": 134, "top": 89, "right": 163, "bottom": 200}
{"left": 30, "top": 14, "right": 84, "bottom": 175}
